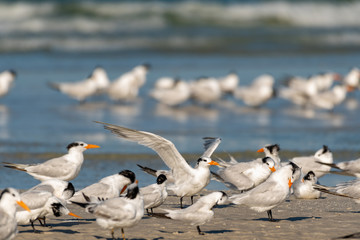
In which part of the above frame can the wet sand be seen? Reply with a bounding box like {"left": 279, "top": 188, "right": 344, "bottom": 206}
{"left": 15, "top": 189, "right": 359, "bottom": 240}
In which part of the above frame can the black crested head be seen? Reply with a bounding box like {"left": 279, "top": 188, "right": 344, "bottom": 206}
{"left": 67, "top": 142, "right": 80, "bottom": 151}
{"left": 64, "top": 182, "right": 75, "bottom": 197}
{"left": 267, "top": 144, "right": 280, "bottom": 153}
{"left": 0, "top": 188, "right": 10, "bottom": 200}
{"left": 220, "top": 191, "right": 227, "bottom": 198}
{"left": 289, "top": 161, "right": 300, "bottom": 174}
{"left": 156, "top": 174, "right": 167, "bottom": 185}
{"left": 126, "top": 184, "right": 139, "bottom": 200}
{"left": 9, "top": 69, "right": 17, "bottom": 77}
{"left": 197, "top": 157, "right": 204, "bottom": 164}
{"left": 322, "top": 145, "right": 330, "bottom": 154}
{"left": 142, "top": 63, "right": 151, "bottom": 71}
{"left": 119, "top": 170, "right": 136, "bottom": 183}
{"left": 304, "top": 171, "right": 315, "bottom": 181}
{"left": 51, "top": 202, "right": 63, "bottom": 217}
{"left": 262, "top": 156, "right": 272, "bottom": 163}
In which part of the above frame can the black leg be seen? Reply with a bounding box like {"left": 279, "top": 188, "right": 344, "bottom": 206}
{"left": 197, "top": 226, "right": 205, "bottom": 235}
{"left": 121, "top": 228, "right": 125, "bottom": 240}
{"left": 267, "top": 210, "right": 278, "bottom": 222}
{"left": 191, "top": 196, "right": 194, "bottom": 205}
{"left": 111, "top": 229, "right": 115, "bottom": 240}
{"left": 30, "top": 220, "right": 41, "bottom": 233}
{"left": 151, "top": 208, "right": 153, "bottom": 214}
{"left": 180, "top": 197, "right": 184, "bottom": 209}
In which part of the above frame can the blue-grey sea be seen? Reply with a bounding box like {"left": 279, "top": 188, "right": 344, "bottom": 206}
{"left": 0, "top": 0, "right": 359, "bottom": 191}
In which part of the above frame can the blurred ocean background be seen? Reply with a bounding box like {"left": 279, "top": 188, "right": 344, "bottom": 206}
{"left": 1, "top": 0, "right": 360, "bottom": 190}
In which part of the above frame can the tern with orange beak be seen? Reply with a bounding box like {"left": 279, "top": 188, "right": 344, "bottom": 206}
{"left": 95, "top": 121, "right": 220, "bottom": 208}
{"left": 212, "top": 156, "right": 276, "bottom": 192}
{"left": 0, "top": 188, "right": 31, "bottom": 240}
{"left": 229, "top": 162, "right": 301, "bottom": 222}
{"left": 69, "top": 170, "right": 136, "bottom": 204}
{"left": 257, "top": 144, "right": 282, "bottom": 169}
{"left": 3, "top": 141, "right": 100, "bottom": 182}
{"left": 16, "top": 189, "right": 81, "bottom": 233}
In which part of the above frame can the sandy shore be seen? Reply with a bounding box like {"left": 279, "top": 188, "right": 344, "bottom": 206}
{"left": 15, "top": 189, "right": 359, "bottom": 240}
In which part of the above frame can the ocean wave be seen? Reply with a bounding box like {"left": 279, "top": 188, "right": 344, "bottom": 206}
{"left": 1, "top": 1, "right": 360, "bottom": 53}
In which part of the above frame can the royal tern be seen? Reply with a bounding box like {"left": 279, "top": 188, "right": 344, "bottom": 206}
{"left": 313, "top": 179, "right": 360, "bottom": 204}
{"left": 48, "top": 66, "right": 109, "bottom": 102}
{"left": 0, "top": 188, "right": 30, "bottom": 240}
{"left": 343, "top": 67, "right": 360, "bottom": 89}
{"left": 316, "top": 158, "right": 360, "bottom": 178}
{"left": 257, "top": 144, "right": 282, "bottom": 169}
{"left": 108, "top": 64, "right": 150, "bottom": 102}
{"left": 27, "top": 179, "right": 76, "bottom": 226}
{"left": 16, "top": 190, "right": 81, "bottom": 232}
{"left": 309, "top": 72, "right": 341, "bottom": 92}
{"left": 28, "top": 179, "right": 75, "bottom": 201}
{"left": 310, "top": 84, "right": 351, "bottom": 111}
{"left": 293, "top": 171, "right": 321, "bottom": 199}
{"left": 69, "top": 170, "right": 136, "bottom": 203}
{"left": 218, "top": 72, "right": 239, "bottom": 95}
{"left": 229, "top": 162, "right": 301, "bottom": 221}
{"left": 3, "top": 141, "right": 100, "bottom": 182}
{"left": 234, "top": 74, "right": 275, "bottom": 107}
{"left": 140, "top": 174, "right": 168, "bottom": 214}
{"left": 290, "top": 145, "right": 333, "bottom": 178}
{"left": 0, "top": 69, "right": 16, "bottom": 98}
{"left": 95, "top": 121, "right": 220, "bottom": 208}
{"left": 212, "top": 157, "right": 276, "bottom": 192}
{"left": 152, "top": 191, "right": 228, "bottom": 235}
{"left": 73, "top": 181, "right": 144, "bottom": 240}
{"left": 150, "top": 79, "right": 191, "bottom": 106}
{"left": 190, "top": 77, "right": 222, "bottom": 105}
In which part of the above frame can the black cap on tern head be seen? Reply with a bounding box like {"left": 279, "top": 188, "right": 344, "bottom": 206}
{"left": 119, "top": 170, "right": 136, "bottom": 183}
{"left": 67, "top": 142, "right": 80, "bottom": 150}
{"left": 51, "top": 202, "right": 63, "bottom": 217}
{"left": 0, "top": 188, "right": 10, "bottom": 200}
{"left": 266, "top": 144, "right": 280, "bottom": 153}
{"left": 156, "top": 174, "right": 167, "bottom": 184}
{"left": 262, "top": 156, "right": 272, "bottom": 163}
{"left": 125, "top": 183, "right": 139, "bottom": 200}
{"left": 322, "top": 145, "right": 330, "bottom": 154}
{"left": 289, "top": 161, "right": 300, "bottom": 174}
{"left": 304, "top": 171, "right": 316, "bottom": 181}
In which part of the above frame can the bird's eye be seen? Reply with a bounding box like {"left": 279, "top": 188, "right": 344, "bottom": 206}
{"left": 12, "top": 194, "right": 15, "bottom": 197}
{"left": 80, "top": 143, "right": 84, "bottom": 146}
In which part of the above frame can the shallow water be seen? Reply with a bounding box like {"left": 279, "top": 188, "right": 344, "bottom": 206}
{"left": 1, "top": 0, "right": 360, "bottom": 191}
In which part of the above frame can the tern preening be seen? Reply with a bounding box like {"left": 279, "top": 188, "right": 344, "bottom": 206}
{"left": 152, "top": 191, "right": 228, "bottom": 235}
{"left": 3, "top": 141, "right": 100, "bottom": 182}
{"left": 69, "top": 170, "right": 136, "bottom": 204}
{"left": 0, "top": 188, "right": 30, "bottom": 240}
{"left": 95, "top": 121, "right": 220, "bottom": 208}
{"left": 212, "top": 156, "right": 276, "bottom": 192}
{"left": 72, "top": 181, "right": 144, "bottom": 240}
{"left": 289, "top": 145, "right": 333, "bottom": 178}
{"left": 229, "top": 162, "right": 301, "bottom": 222}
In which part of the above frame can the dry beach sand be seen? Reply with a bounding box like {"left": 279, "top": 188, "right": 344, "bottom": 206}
{"left": 15, "top": 189, "right": 359, "bottom": 240}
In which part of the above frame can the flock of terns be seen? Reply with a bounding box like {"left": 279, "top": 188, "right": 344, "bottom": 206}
{"left": 0, "top": 64, "right": 360, "bottom": 111}
{"left": 1, "top": 121, "right": 360, "bottom": 240}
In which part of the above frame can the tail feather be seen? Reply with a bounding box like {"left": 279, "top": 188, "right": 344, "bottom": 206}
{"left": 2, "top": 162, "right": 27, "bottom": 172}
{"left": 136, "top": 164, "right": 157, "bottom": 177}
{"left": 313, "top": 184, "right": 354, "bottom": 199}
{"left": 315, "top": 161, "right": 340, "bottom": 169}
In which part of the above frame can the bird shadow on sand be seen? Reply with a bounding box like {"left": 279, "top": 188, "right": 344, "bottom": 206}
{"left": 94, "top": 235, "right": 147, "bottom": 240}
{"left": 51, "top": 218, "right": 94, "bottom": 227}
{"left": 333, "top": 232, "right": 360, "bottom": 239}
{"left": 254, "top": 216, "right": 319, "bottom": 222}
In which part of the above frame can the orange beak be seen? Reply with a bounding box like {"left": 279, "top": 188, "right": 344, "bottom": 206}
{"left": 301, "top": 178, "right": 304, "bottom": 183}
{"left": 288, "top": 178, "right": 293, "bottom": 188}
{"left": 347, "top": 86, "right": 355, "bottom": 92}
{"left": 257, "top": 148, "right": 264, "bottom": 153}
{"left": 120, "top": 185, "right": 127, "bottom": 194}
{"left": 68, "top": 212, "right": 82, "bottom": 219}
{"left": 135, "top": 180, "right": 139, "bottom": 184}
{"left": 269, "top": 166, "right": 276, "bottom": 172}
{"left": 85, "top": 144, "right": 100, "bottom": 149}
{"left": 16, "top": 200, "right": 31, "bottom": 212}
{"left": 209, "top": 160, "right": 219, "bottom": 166}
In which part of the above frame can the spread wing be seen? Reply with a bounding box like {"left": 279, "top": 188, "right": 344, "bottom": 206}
{"left": 201, "top": 137, "right": 221, "bottom": 158}
{"left": 95, "top": 121, "right": 195, "bottom": 179}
